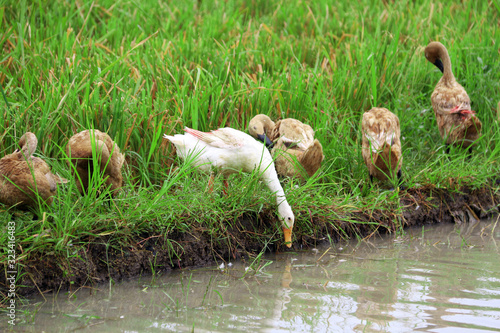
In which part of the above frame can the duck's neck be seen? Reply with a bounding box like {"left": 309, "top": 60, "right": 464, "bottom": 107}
{"left": 440, "top": 48, "right": 455, "bottom": 84}
{"left": 264, "top": 168, "right": 287, "bottom": 204}
{"left": 262, "top": 117, "right": 275, "bottom": 139}
{"left": 19, "top": 133, "right": 38, "bottom": 158}
{"left": 262, "top": 166, "right": 294, "bottom": 230}
{"left": 267, "top": 172, "right": 293, "bottom": 225}
{"left": 263, "top": 164, "right": 291, "bottom": 215}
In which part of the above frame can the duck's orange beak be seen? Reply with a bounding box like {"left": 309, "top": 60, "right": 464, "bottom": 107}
{"left": 283, "top": 226, "right": 293, "bottom": 248}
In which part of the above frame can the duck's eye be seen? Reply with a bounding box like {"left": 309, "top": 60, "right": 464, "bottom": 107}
{"left": 287, "top": 217, "right": 292, "bottom": 221}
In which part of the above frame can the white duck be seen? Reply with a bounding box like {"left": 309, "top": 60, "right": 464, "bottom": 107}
{"left": 163, "top": 127, "right": 295, "bottom": 248}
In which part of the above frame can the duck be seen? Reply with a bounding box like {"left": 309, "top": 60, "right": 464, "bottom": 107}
{"left": 361, "top": 108, "right": 403, "bottom": 184}
{"left": 0, "top": 132, "right": 66, "bottom": 212}
{"left": 66, "top": 129, "right": 125, "bottom": 197}
{"left": 248, "top": 114, "right": 324, "bottom": 180}
{"left": 424, "top": 41, "right": 482, "bottom": 153}
{"left": 163, "top": 127, "right": 295, "bottom": 248}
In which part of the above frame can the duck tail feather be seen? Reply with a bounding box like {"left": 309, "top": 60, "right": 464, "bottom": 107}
{"left": 300, "top": 140, "right": 324, "bottom": 176}
{"left": 184, "top": 127, "right": 207, "bottom": 141}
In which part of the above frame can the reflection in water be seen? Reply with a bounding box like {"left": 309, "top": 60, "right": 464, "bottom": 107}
{"left": 7, "top": 217, "right": 500, "bottom": 332}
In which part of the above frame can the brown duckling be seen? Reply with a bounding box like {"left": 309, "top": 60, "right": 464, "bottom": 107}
{"left": 248, "top": 114, "right": 324, "bottom": 180}
{"left": 424, "top": 41, "right": 482, "bottom": 153}
{"left": 361, "top": 108, "right": 403, "bottom": 184}
{"left": 66, "top": 129, "right": 125, "bottom": 197}
{"left": 0, "top": 132, "right": 66, "bottom": 212}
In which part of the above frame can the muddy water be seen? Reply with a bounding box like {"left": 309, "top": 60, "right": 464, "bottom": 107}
{"left": 9, "top": 217, "right": 500, "bottom": 332}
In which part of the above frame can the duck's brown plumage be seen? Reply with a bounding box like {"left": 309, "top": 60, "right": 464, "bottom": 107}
{"left": 0, "top": 132, "right": 66, "bottom": 209}
{"left": 424, "top": 41, "right": 482, "bottom": 149}
{"left": 66, "top": 129, "right": 125, "bottom": 196}
{"left": 361, "top": 108, "right": 402, "bottom": 181}
{"left": 248, "top": 114, "right": 324, "bottom": 180}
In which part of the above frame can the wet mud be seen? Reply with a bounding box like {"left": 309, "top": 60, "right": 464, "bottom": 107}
{"left": 1, "top": 183, "right": 499, "bottom": 298}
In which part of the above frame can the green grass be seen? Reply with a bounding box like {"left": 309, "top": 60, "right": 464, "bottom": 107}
{"left": 0, "top": 0, "right": 499, "bottom": 283}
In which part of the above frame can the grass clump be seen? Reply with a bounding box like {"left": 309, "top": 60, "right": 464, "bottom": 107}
{"left": 0, "top": 0, "right": 499, "bottom": 293}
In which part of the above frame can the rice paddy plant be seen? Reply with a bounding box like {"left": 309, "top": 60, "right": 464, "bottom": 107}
{"left": 0, "top": 0, "right": 499, "bottom": 273}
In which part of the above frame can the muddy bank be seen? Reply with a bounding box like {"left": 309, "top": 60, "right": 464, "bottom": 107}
{"left": 2, "top": 183, "right": 499, "bottom": 298}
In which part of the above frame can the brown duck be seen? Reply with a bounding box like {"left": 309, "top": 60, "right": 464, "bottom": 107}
{"left": 0, "top": 132, "right": 66, "bottom": 211}
{"left": 361, "top": 108, "right": 403, "bottom": 183}
{"left": 424, "top": 41, "right": 482, "bottom": 152}
{"left": 66, "top": 129, "right": 125, "bottom": 197}
{"left": 248, "top": 114, "right": 324, "bottom": 180}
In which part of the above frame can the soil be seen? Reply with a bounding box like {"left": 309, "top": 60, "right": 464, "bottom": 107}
{"left": 2, "top": 183, "right": 499, "bottom": 298}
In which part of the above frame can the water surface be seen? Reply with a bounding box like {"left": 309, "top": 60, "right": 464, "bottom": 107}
{"left": 8, "top": 217, "right": 500, "bottom": 332}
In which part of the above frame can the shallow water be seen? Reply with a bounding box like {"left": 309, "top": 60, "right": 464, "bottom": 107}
{"left": 7, "top": 217, "right": 500, "bottom": 332}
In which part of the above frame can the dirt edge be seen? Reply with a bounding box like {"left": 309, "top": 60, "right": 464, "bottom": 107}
{"left": 2, "top": 184, "right": 499, "bottom": 299}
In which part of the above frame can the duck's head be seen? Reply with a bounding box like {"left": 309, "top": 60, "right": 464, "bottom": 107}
{"left": 424, "top": 42, "right": 445, "bottom": 73}
{"left": 277, "top": 201, "right": 295, "bottom": 248}
{"left": 15, "top": 132, "right": 38, "bottom": 158}
{"left": 248, "top": 114, "right": 275, "bottom": 148}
